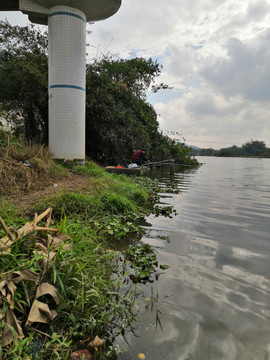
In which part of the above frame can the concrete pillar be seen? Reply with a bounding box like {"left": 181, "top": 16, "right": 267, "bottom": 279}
{"left": 48, "top": 5, "right": 86, "bottom": 160}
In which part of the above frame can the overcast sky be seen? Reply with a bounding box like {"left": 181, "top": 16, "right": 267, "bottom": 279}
{"left": 1, "top": 0, "right": 270, "bottom": 148}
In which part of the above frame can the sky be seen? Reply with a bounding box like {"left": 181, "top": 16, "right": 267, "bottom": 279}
{"left": 1, "top": 0, "right": 270, "bottom": 149}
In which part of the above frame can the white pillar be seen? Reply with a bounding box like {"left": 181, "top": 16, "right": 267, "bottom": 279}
{"left": 48, "top": 5, "right": 86, "bottom": 160}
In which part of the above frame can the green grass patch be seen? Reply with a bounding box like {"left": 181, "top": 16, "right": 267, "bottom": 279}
{"left": 0, "top": 158, "right": 165, "bottom": 359}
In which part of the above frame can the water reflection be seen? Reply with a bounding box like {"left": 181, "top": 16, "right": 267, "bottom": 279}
{"left": 117, "top": 157, "right": 270, "bottom": 360}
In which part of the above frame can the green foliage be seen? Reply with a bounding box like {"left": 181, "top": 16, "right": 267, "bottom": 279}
{"left": 193, "top": 140, "right": 270, "bottom": 157}
{"left": 32, "top": 192, "right": 99, "bottom": 219}
{"left": 99, "top": 191, "right": 135, "bottom": 214}
{"left": 0, "top": 150, "right": 167, "bottom": 358}
{"left": 216, "top": 140, "right": 270, "bottom": 157}
{"left": 191, "top": 147, "right": 216, "bottom": 156}
{"left": 241, "top": 140, "right": 269, "bottom": 156}
{"left": 123, "top": 243, "right": 169, "bottom": 283}
{"left": 0, "top": 20, "right": 48, "bottom": 142}
{"left": 76, "top": 161, "right": 106, "bottom": 177}
{"left": 153, "top": 205, "right": 177, "bottom": 218}
{"left": 49, "top": 221, "right": 139, "bottom": 340}
{"left": 0, "top": 128, "right": 13, "bottom": 147}
{"left": 85, "top": 55, "right": 197, "bottom": 165}
{"left": 95, "top": 215, "right": 144, "bottom": 240}
{"left": 31, "top": 161, "right": 153, "bottom": 221}
{"left": 85, "top": 56, "right": 160, "bottom": 164}
{"left": 134, "top": 176, "right": 161, "bottom": 203}
{"left": 0, "top": 216, "right": 138, "bottom": 359}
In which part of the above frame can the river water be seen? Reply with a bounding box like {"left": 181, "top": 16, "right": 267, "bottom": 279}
{"left": 117, "top": 156, "right": 270, "bottom": 360}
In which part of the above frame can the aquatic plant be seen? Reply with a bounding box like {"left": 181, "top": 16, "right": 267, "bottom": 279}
{"left": 123, "top": 243, "right": 169, "bottom": 283}
{"left": 153, "top": 205, "right": 177, "bottom": 218}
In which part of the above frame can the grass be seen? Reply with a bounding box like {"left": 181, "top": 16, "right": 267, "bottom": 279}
{"left": 0, "top": 133, "right": 67, "bottom": 196}
{"left": 0, "top": 140, "right": 162, "bottom": 359}
{"left": 0, "top": 209, "right": 141, "bottom": 359}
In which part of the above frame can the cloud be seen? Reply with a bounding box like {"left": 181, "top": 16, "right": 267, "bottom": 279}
{"left": 154, "top": 85, "right": 270, "bottom": 148}
{"left": 200, "top": 29, "right": 270, "bottom": 102}
{"left": 0, "top": 11, "right": 28, "bottom": 26}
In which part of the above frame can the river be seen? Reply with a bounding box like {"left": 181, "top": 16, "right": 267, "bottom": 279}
{"left": 117, "top": 156, "right": 270, "bottom": 360}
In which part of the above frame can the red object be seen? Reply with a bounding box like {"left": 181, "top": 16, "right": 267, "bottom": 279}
{"left": 116, "top": 165, "right": 123, "bottom": 168}
{"left": 132, "top": 150, "right": 144, "bottom": 161}
{"left": 132, "top": 150, "right": 148, "bottom": 164}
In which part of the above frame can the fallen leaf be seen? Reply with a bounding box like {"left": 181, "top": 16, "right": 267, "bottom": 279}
{"left": 0, "top": 235, "right": 14, "bottom": 253}
{"left": 10, "top": 270, "right": 40, "bottom": 284}
{"left": 69, "top": 349, "right": 93, "bottom": 360}
{"left": 26, "top": 299, "right": 57, "bottom": 326}
{"left": 89, "top": 335, "right": 104, "bottom": 348}
{"left": 35, "top": 282, "right": 60, "bottom": 306}
{"left": 0, "top": 308, "right": 24, "bottom": 347}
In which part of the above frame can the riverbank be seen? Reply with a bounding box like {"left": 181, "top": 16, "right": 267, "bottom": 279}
{"left": 0, "top": 142, "right": 161, "bottom": 359}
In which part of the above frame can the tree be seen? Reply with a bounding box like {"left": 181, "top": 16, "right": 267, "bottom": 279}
{"left": 0, "top": 20, "right": 48, "bottom": 142}
{"left": 85, "top": 56, "right": 168, "bottom": 163}
{"left": 242, "top": 140, "right": 267, "bottom": 155}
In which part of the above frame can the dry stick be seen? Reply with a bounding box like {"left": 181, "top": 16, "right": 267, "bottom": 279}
{"left": 35, "top": 208, "right": 53, "bottom": 224}
{"left": 44, "top": 208, "right": 52, "bottom": 228}
{"left": 6, "top": 135, "right": 10, "bottom": 157}
{"left": 27, "top": 327, "right": 53, "bottom": 339}
{"left": 35, "top": 144, "right": 44, "bottom": 158}
{"left": 34, "top": 226, "right": 58, "bottom": 232}
{"left": 0, "top": 216, "right": 15, "bottom": 242}
{"left": 0, "top": 208, "right": 56, "bottom": 244}
{"left": 34, "top": 212, "right": 38, "bottom": 223}
{"left": 16, "top": 208, "right": 55, "bottom": 239}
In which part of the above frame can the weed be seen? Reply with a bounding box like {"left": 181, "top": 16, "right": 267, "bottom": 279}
{"left": 95, "top": 215, "right": 144, "bottom": 241}
{"left": 77, "top": 161, "right": 106, "bottom": 178}
{"left": 0, "top": 217, "right": 140, "bottom": 359}
{"left": 0, "top": 142, "right": 66, "bottom": 196}
{"left": 123, "top": 243, "right": 169, "bottom": 283}
{"left": 153, "top": 205, "right": 177, "bottom": 218}
{"left": 99, "top": 192, "right": 135, "bottom": 214}
{"left": 31, "top": 192, "right": 99, "bottom": 219}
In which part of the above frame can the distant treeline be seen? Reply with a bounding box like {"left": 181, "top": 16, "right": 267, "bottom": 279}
{"left": 191, "top": 140, "right": 270, "bottom": 158}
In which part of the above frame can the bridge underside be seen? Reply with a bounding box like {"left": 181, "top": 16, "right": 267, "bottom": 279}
{"left": 0, "top": 0, "right": 19, "bottom": 11}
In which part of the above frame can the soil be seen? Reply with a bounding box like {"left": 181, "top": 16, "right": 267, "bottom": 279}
{"left": 8, "top": 172, "right": 91, "bottom": 211}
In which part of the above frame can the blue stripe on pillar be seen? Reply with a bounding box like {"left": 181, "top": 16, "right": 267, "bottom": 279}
{"left": 49, "top": 84, "right": 86, "bottom": 92}
{"left": 49, "top": 11, "right": 86, "bottom": 22}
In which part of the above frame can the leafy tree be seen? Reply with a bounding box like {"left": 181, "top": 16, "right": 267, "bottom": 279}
{"left": 242, "top": 140, "right": 267, "bottom": 155}
{"left": 196, "top": 148, "right": 217, "bottom": 156}
{"left": 0, "top": 20, "right": 48, "bottom": 141}
{"left": 85, "top": 56, "right": 185, "bottom": 164}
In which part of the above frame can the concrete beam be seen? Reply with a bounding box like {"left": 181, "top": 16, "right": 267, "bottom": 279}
{"left": 0, "top": 0, "right": 19, "bottom": 11}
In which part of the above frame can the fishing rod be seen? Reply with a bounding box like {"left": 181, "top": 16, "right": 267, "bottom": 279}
{"left": 142, "top": 159, "right": 174, "bottom": 167}
{"left": 142, "top": 161, "right": 200, "bottom": 168}
{"left": 111, "top": 139, "right": 129, "bottom": 168}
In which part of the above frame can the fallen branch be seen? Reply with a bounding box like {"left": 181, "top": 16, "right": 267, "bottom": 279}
{"left": 0, "top": 208, "right": 55, "bottom": 253}
{"left": 33, "top": 226, "right": 58, "bottom": 232}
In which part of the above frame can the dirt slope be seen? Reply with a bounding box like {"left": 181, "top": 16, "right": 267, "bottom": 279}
{"left": 8, "top": 172, "right": 90, "bottom": 211}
